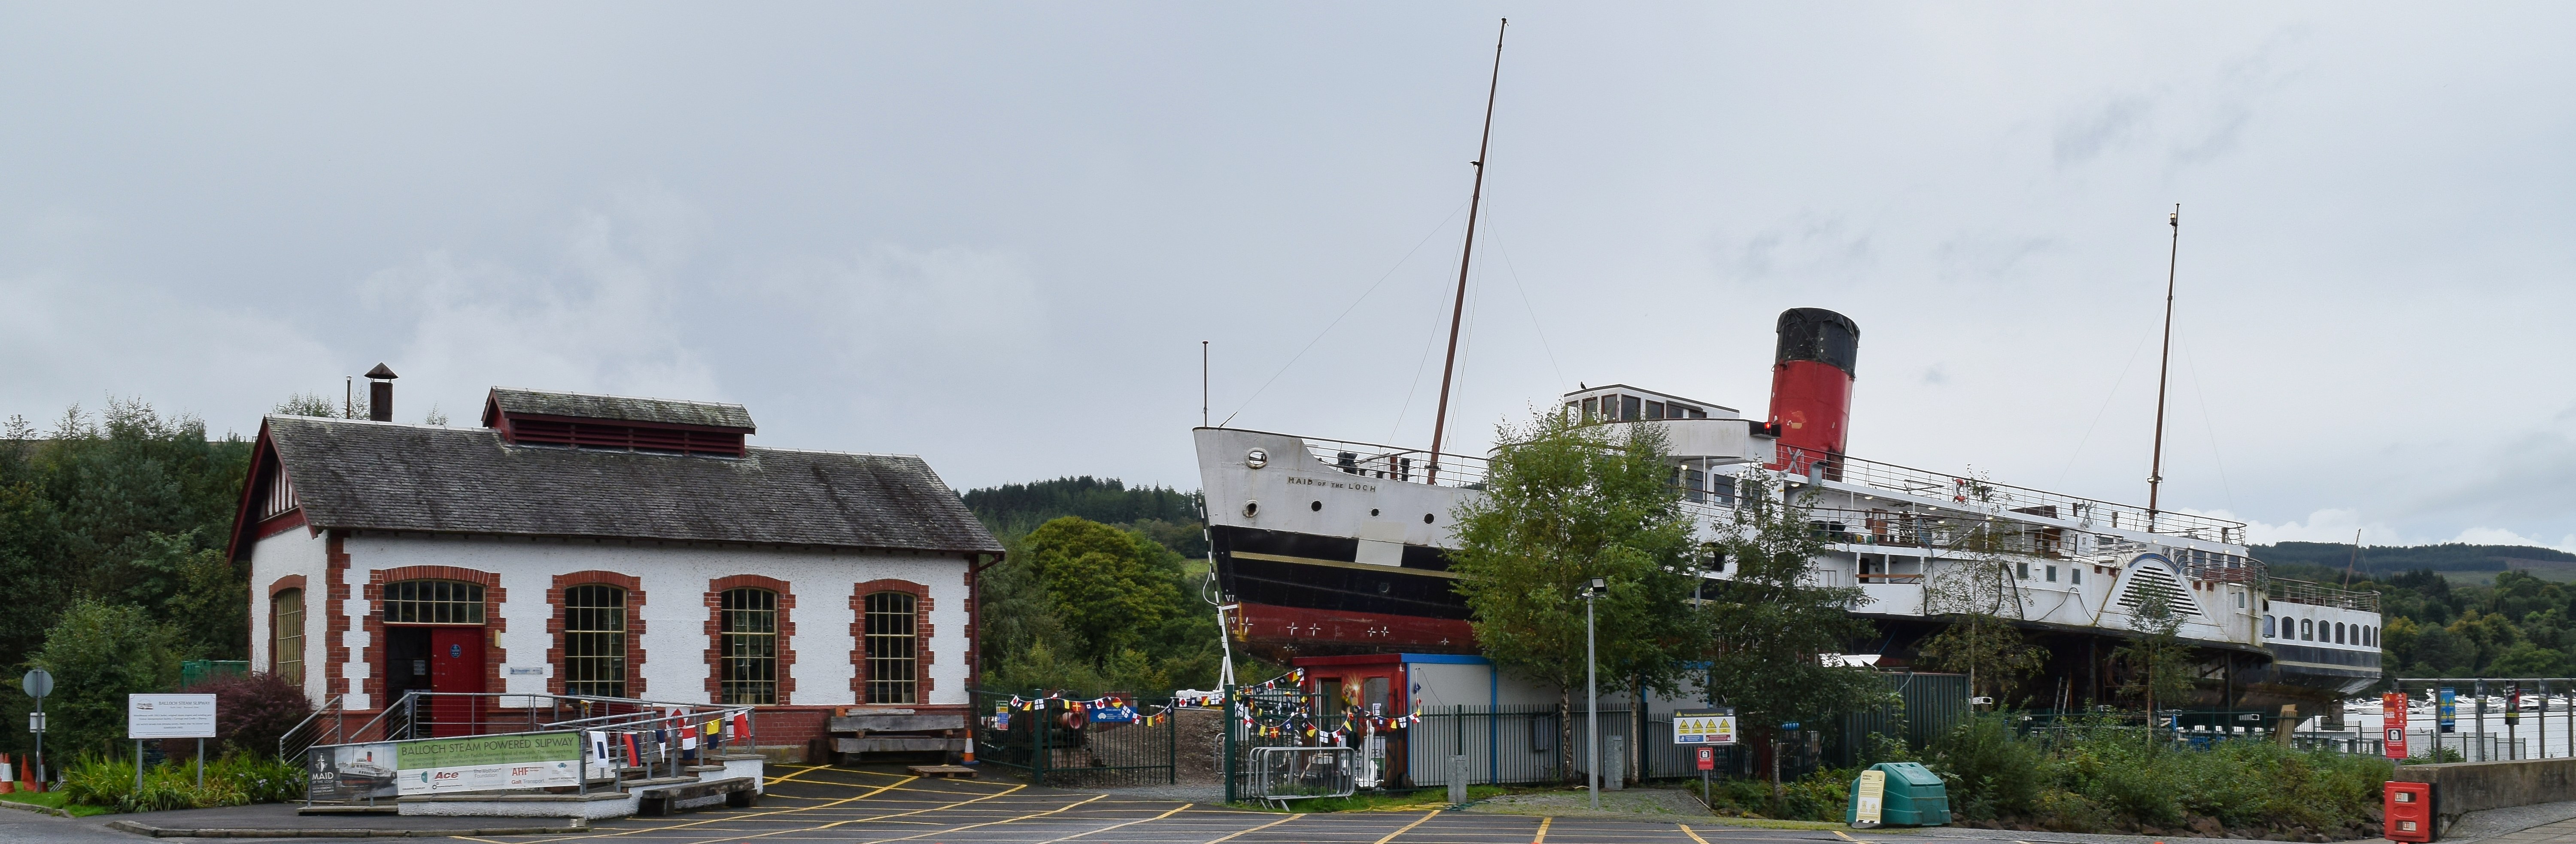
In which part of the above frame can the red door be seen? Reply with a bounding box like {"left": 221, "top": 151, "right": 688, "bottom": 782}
{"left": 428, "top": 628, "right": 486, "bottom": 736}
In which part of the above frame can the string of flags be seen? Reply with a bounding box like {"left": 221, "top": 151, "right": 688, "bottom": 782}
{"left": 581, "top": 712, "right": 756, "bottom": 766}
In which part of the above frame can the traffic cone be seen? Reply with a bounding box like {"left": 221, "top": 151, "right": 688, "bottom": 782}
{"left": 961, "top": 736, "right": 977, "bottom": 766}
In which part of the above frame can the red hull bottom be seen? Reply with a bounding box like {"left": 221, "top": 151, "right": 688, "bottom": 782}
{"left": 1232, "top": 602, "right": 1477, "bottom": 652}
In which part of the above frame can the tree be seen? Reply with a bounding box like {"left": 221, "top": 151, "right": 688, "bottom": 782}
{"left": 1916, "top": 525, "right": 2049, "bottom": 705}
{"left": 29, "top": 600, "right": 183, "bottom": 759}
{"left": 1449, "top": 409, "right": 1710, "bottom": 784}
{"left": 2114, "top": 590, "right": 2196, "bottom": 726}
{"left": 1700, "top": 472, "right": 1885, "bottom": 773}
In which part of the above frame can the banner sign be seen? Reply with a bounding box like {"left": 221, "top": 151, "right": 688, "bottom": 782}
{"left": 2382, "top": 692, "right": 2409, "bottom": 759}
{"left": 1854, "top": 769, "right": 1887, "bottom": 823}
{"left": 2438, "top": 687, "right": 2457, "bottom": 734}
{"left": 128, "top": 694, "right": 217, "bottom": 739}
{"left": 307, "top": 743, "right": 399, "bottom": 801}
{"left": 1673, "top": 708, "right": 1738, "bottom": 745}
{"left": 1088, "top": 704, "right": 1138, "bottom": 724}
{"left": 394, "top": 731, "right": 582, "bottom": 796}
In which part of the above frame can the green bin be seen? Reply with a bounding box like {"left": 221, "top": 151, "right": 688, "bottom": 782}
{"left": 1845, "top": 762, "right": 1950, "bottom": 827}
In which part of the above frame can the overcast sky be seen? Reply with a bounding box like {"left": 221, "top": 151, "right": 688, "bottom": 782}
{"left": 5, "top": 3, "right": 2572, "bottom": 549}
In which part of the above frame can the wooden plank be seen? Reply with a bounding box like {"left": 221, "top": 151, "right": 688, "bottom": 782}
{"left": 835, "top": 736, "right": 962, "bottom": 753}
{"left": 829, "top": 714, "right": 965, "bottom": 733}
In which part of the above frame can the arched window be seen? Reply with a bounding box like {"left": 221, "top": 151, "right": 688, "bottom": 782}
{"left": 864, "top": 591, "right": 918, "bottom": 705}
{"left": 2300, "top": 618, "right": 2313, "bottom": 641}
{"left": 383, "top": 579, "right": 484, "bottom": 624}
{"left": 719, "top": 588, "right": 779, "bottom": 705}
{"left": 273, "top": 588, "right": 305, "bottom": 684}
{"left": 2263, "top": 615, "right": 2275, "bottom": 638}
{"left": 2335, "top": 622, "right": 2346, "bottom": 644}
{"left": 563, "top": 585, "right": 627, "bottom": 698}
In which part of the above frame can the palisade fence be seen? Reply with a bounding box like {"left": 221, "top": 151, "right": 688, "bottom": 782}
{"left": 1224, "top": 672, "right": 1971, "bottom": 795}
{"left": 969, "top": 689, "right": 1178, "bottom": 787}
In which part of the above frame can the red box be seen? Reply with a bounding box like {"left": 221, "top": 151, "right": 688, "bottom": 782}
{"left": 2386, "top": 781, "right": 2436, "bottom": 842}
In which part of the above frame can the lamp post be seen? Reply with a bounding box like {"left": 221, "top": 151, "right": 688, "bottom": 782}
{"left": 1583, "top": 576, "right": 1606, "bottom": 810}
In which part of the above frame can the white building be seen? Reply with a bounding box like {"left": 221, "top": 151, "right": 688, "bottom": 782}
{"left": 226, "top": 383, "right": 1003, "bottom": 750}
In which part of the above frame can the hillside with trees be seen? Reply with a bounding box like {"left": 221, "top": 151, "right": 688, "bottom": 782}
{"left": 960, "top": 476, "right": 1225, "bottom": 693}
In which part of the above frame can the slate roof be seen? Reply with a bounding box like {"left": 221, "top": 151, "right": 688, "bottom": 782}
{"left": 256, "top": 415, "right": 999, "bottom": 555}
{"left": 486, "top": 388, "right": 756, "bottom": 431}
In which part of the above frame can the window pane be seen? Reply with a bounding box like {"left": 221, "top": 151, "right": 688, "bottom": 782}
{"left": 563, "top": 585, "right": 626, "bottom": 698}
{"left": 382, "top": 579, "right": 481, "bottom": 625}
{"left": 274, "top": 589, "right": 305, "bottom": 686}
{"left": 865, "top": 591, "right": 917, "bottom": 705}
{"left": 720, "top": 588, "right": 779, "bottom": 705}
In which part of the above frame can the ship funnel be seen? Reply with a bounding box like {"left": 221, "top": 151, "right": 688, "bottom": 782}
{"left": 1764, "top": 308, "right": 1858, "bottom": 478}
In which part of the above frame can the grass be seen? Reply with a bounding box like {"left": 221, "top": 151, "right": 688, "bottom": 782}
{"left": 0, "top": 789, "right": 117, "bottom": 818}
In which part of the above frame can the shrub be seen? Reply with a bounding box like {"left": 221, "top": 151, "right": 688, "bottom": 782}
{"left": 29, "top": 601, "right": 182, "bottom": 759}
{"left": 1929, "top": 714, "right": 2047, "bottom": 820}
{"left": 182, "top": 671, "right": 313, "bottom": 759}
{"left": 59, "top": 751, "right": 307, "bottom": 812}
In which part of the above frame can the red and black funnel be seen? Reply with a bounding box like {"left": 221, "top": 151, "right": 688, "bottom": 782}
{"left": 1764, "top": 308, "right": 1858, "bottom": 478}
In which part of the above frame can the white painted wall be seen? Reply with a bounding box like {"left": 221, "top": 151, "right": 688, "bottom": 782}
{"left": 251, "top": 530, "right": 972, "bottom": 709}
{"left": 246, "top": 528, "right": 330, "bottom": 703}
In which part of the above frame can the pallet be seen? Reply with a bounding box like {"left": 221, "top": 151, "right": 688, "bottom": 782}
{"left": 907, "top": 765, "right": 977, "bottom": 778}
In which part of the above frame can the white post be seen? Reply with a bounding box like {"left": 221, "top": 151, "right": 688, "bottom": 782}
{"left": 1586, "top": 582, "right": 1600, "bottom": 811}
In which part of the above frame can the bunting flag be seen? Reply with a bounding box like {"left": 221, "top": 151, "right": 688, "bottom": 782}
{"left": 623, "top": 732, "right": 642, "bottom": 766}
{"left": 680, "top": 724, "right": 699, "bottom": 751}
{"left": 587, "top": 731, "right": 610, "bottom": 765}
{"left": 734, "top": 714, "right": 752, "bottom": 739}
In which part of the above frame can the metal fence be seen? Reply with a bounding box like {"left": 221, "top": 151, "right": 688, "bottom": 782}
{"left": 971, "top": 689, "right": 1178, "bottom": 787}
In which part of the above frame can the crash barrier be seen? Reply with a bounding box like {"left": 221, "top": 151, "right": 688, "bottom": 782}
{"left": 2391, "top": 756, "right": 2576, "bottom": 837}
{"left": 1248, "top": 746, "right": 1356, "bottom": 806}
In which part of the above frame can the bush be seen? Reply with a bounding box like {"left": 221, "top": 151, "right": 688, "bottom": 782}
{"left": 29, "top": 601, "right": 182, "bottom": 759}
{"left": 182, "top": 671, "right": 312, "bottom": 759}
{"left": 1930, "top": 714, "right": 2047, "bottom": 820}
{"left": 58, "top": 751, "right": 306, "bottom": 813}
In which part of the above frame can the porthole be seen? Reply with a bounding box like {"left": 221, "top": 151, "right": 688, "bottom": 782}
{"left": 1245, "top": 448, "right": 1268, "bottom": 469}
{"left": 1243, "top": 500, "right": 1260, "bottom": 518}
{"left": 1370, "top": 508, "right": 1380, "bottom": 517}
{"left": 1310, "top": 500, "right": 1323, "bottom": 512}
{"left": 1423, "top": 513, "right": 1435, "bottom": 524}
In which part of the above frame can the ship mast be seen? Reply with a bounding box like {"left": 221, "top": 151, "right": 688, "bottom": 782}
{"left": 2147, "top": 204, "right": 2180, "bottom": 529}
{"left": 1426, "top": 18, "right": 1507, "bottom": 484}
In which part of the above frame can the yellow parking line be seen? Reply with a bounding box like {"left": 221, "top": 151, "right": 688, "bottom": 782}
{"left": 512, "top": 775, "right": 932, "bottom": 841}
{"left": 1202, "top": 812, "right": 1306, "bottom": 843}
{"left": 1372, "top": 810, "right": 1440, "bottom": 844}
{"left": 818, "top": 792, "right": 1109, "bottom": 844}
{"left": 1533, "top": 816, "right": 1552, "bottom": 843}
{"left": 1033, "top": 802, "right": 1194, "bottom": 842}
{"left": 1680, "top": 823, "right": 1713, "bottom": 844}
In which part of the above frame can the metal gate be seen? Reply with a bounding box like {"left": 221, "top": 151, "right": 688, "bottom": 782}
{"left": 971, "top": 689, "right": 1177, "bottom": 787}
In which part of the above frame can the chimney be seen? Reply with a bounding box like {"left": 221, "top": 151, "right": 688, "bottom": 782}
{"left": 1763, "top": 308, "right": 1859, "bottom": 479}
{"left": 365, "top": 363, "right": 398, "bottom": 422}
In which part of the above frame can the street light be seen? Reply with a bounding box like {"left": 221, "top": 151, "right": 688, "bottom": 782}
{"left": 1583, "top": 576, "right": 1607, "bottom": 810}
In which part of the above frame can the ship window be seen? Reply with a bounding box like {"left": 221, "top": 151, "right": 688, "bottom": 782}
{"left": 1711, "top": 476, "right": 1737, "bottom": 507}
{"left": 2301, "top": 619, "right": 2313, "bottom": 640}
{"left": 2071, "top": 567, "right": 2081, "bottom": 585}
{"left": 1582, "top": 397, "right": 1599, "bottom": 421}
{"left": 1682, "top": 468, "right": 1705, "bottom": 503}
{"left": 2045, "top": 566, "right": 2057, "bottom": 582}
{"left": 1646, "top": 400, "right": 1666, "bottom": 420}
{"left": 2016, "top": 562, "right": 2029, "bottom": 580}
{"left": 1621, "top": 395, "right": 1641, "bottom": 421}
{"left": 2335, "top": 622, "right": 2346, "bottom": 644}
{"left": 1690, "top": 407, "right": 1707, "bottom": 418}
{"left": 2263, "top": 615, "right": 2275, "bottom": 638}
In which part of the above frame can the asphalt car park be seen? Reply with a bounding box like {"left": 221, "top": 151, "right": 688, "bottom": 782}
{"left": 479, "top": 765, "right": 1889, "bottom": 844}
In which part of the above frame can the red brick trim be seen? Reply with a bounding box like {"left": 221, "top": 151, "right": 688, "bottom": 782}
{"left": 705, "top": 575, "right": 797, "bottom": 705}
{"left": 548, "top": 571, "right": 647, "bottom": 697}
{"left": 962, "top": 558, "right": 981, "bottom": 690}
{"left": 851, "top": 580, "right": 932, "bottom": 704}
{"left": 360, "top": 564, "right": 506, "bottom": 704}
{"left": 267, "top": 575, "right": 309, "bottom": 679}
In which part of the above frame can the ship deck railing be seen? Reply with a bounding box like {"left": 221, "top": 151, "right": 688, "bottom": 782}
{"left": 2269, "top": 577, "right": 2381, "bottom": 612}
{"left": 1286, "top": 433, "right": 2252, "bottom": 545}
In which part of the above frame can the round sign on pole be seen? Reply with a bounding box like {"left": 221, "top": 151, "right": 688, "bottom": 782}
{"left": 21, "top": 669, "right": 51, "bottom": 700}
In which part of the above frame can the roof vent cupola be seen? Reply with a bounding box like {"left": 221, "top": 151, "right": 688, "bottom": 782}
{"left": 365, "top": 364, "right": 397, "bottom": 423}
{"left": 479, "top": 388, "right": 755, "bottom": 457}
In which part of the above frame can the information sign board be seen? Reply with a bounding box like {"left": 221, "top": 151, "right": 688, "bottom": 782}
{"left": 1854, "top": 768, "right": 1887, "bottom": 823}
{"left": 393, "top": 731, "right": 582, "bottom": 795}
{"left": 1673, "top": 708, "right": 1737, "bottom": 745}
{"left": 127, "top": 694, "right": 217, "bottom": 739}
{"left": 2438, "top": 687, "right": 2457, "bottom": 734}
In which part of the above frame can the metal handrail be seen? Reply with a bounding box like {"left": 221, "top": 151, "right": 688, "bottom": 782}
{"left": 278, "top": 695, "right": 349, "bottom": 761}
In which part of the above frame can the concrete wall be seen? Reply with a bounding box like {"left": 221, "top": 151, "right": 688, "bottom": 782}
{"left": 2391, "top": 756, "right": 2576, "bottom": 832}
